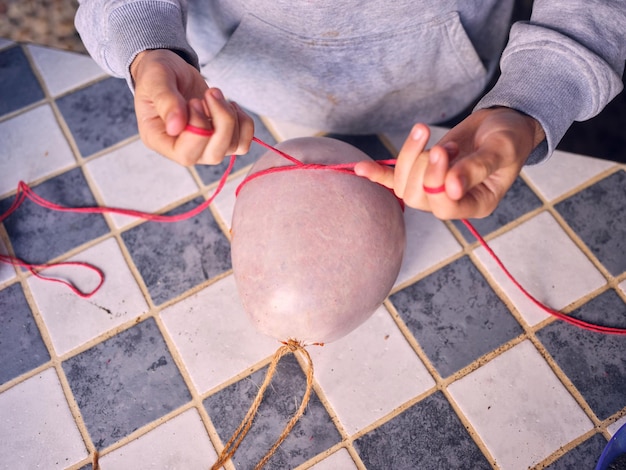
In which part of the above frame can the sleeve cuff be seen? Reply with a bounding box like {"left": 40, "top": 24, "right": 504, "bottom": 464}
{"left": 107, "top": 1, "right": 199, "bottom": 89}
{"left": 474, "top": 23, "right": 623, "bottom": 165}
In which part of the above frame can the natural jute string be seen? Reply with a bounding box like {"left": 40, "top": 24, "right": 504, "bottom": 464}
{"left": 211, "top": 339, "right": 315, "bottom": 470}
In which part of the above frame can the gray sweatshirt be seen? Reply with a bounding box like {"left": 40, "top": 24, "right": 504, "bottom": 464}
{"left": 75, "top": 0, "right": 625, "bottom": 163}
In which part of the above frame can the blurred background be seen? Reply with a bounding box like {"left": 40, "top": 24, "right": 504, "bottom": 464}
{"left": 0, "top": 0, "right": 85, "bottom": 52}
{"left": 0, "top": 0, "right": 624, "bottom": 163}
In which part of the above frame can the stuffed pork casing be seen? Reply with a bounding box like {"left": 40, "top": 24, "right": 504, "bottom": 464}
{"left": 231, "top": 136, "right": 405, "bottom": 344}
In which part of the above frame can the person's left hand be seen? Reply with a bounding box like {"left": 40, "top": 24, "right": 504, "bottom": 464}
{"left": 354, "top": 107, "right": 545, "bottom": 219}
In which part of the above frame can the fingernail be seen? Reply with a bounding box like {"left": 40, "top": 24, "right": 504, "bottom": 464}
{"left": 190, "top": 100, "right": 204, "bottom": 114}
{"left": 165, "top": 112, "right": 178, "bottom": 135}
{"left": 411, "top": 126, "right": 423, "bottom": 141}
{"left": 210, "top": 88, "right": 225, "bottom": 101}
{"left": 429, "top": 149, "right": 440, "bottom": 164}
{"left": 442, "top": 142, "right": 456, "bottom": 153}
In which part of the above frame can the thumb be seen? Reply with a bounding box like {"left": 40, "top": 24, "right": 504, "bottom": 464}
{"left": 154, "top": 84, "right": 188, "bottom": 136}
{"left": 136, "top": 64, "right": 188, "bottom": 137}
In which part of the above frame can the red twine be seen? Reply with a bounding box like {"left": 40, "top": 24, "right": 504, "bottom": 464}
{"left": 1, "top": 124, "right": 624, "bottom": 335}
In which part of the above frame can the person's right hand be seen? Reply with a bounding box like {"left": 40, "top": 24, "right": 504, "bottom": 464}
{"left": 130, "top": 49, "right": 254, "bottom": 166}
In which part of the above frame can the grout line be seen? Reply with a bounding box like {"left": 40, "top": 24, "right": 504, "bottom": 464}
{"left": 381, "top": 183, "right": 617, "bottom": 468}
{"left": 10, "top": 264, "right": 99, "bottom": 463}
{"left": 547, "top": 205, "right": 619, "bottom": 285}
{"left": 531, "top": 427, "right": 604, "bottom": 469}
{"left": 382, "top": 298, "right": 508, "bottom": 469}
{"left": 2, "top": 50, "right": 625, "bottom": 468}
{"left": 88, "top": 401, "right": 200, "bottom": 462}
{"left": 22, "top": 42, "right": 85, "bottom": 169}
{"left": 289, "top": 348, "right": 363, "bottom": 470}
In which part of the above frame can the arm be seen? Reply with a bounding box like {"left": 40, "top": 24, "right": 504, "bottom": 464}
{"left": 357, "top": 0, "right": 625, "bottom": 219}
{"left": 475, "top": 0, "right": 626, "bottom": 164}
{"left": 75, "top": 0, "right": 254, "bottom": 165}
{"left": 75, "top": 0, "right": 198, "bottom": 86}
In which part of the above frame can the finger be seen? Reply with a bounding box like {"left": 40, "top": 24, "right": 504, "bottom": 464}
{"left": 198, "top": 88, "right": 237, "bottom": 164}
{"left": 163, "top": 99, "right": 215, "bottom": 166}
{"left": 427, "top": 145, "right": 504, "bottom": 220}
{"left": 422, "top": 145, "right": 450, "bottom": 196}
{"left": 421, "top": 145, "right": 477, "bottom": 219}
{"left": 146, "top": 76, "right": 188, "bottom": 137}
{"left": 393, "top": 123, "right": 430, "bottom": 198}
{"left": 231, "top": 102, "right": 255, "bottom": 155}
{"left": 447, "top": 139, "right": 504, "bottom": 201}
{"left": 187, "top": 98, "right": 214, "bottom": 132}
{"left": 438, "top": 141, "right": 460, "bottom": 162}
{"left": 353, "top": 160, "right": 395, "bottom": 188}
{"left": 135, "top": 80, "right": 189, "bottom": 158}
{"left": 137, "top": 111, "right": 182, "bottom": 164}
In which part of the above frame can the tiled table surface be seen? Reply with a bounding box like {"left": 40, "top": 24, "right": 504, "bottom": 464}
{"left": 1, "top": 38, "right": 625, "bottom": 470}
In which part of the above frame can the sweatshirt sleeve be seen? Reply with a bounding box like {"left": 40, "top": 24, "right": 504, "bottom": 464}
{"left": 75, "top": 0, "right": 199, "bottom": 87}
{"left": 474, "top": 0, "right": 626, "bottom": 164}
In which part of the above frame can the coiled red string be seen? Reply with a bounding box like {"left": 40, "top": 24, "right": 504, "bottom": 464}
{"left": 1, "top": 124, "right": 624, "bottom": 335}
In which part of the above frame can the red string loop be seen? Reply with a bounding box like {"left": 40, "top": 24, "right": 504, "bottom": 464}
{"left": 423, "top": 184, "right": 446, "bottom": 194}
{"left": 1, "top": 124, "right": 624, "bottom": 334}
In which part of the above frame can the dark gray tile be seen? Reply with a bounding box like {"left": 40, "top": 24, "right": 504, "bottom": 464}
{"left": 324, "top": 134, "right": 394, "bottom": 161}
{"left": 0, "top": 168, "right": 109, "bottom": 264}
{"left": 390, "top": 256, "right": 523, "bottom": 378}
{"left": 452, "top": 177, "right": 542, "bottom": 241}
{"left": 204, "top": 353, "right": 341, "bottom": 469}
{"left": 62, "top": 318, "right": 191, "bottom": 450}
{"left": 544, "top": 433, "right": 607, "bottom": 470}
{"left": 555, "top": 170, "right": 626, "bottom": 276}
{"left": 354, "top": 391, "right": 491, "bottom": 470}
{"left": 195, "top": 110, "right": 276, "bottom": 185}
{"left": 121, "top": 197, "right": 231, "bottom": 305}
{"left": 56, "top": 77, "right": 137, "bottom": 158}
{"left": 0, "top": 45, "right": 44, "bottom": 116}
{"left": 0, "top": 283, "right": 50, "bottom": 385}
{"left": 536, "top": 289, "right": 626, "bottom": 420}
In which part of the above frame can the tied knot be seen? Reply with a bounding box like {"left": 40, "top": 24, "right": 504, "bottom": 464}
{"left": 282, "top": 338, "right": 304, "bottom": 352}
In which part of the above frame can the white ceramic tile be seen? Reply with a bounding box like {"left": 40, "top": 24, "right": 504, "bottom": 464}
{"left": 0, "top": 104, "right": 75, "bottom": 196}
{"left": 0, "top": 367, "right": 88, "bottom": 468}
{"left": 394, "top": 208, "right": 461, "bottom": 288}
{"left": 160, "top": 275, "right": 278, "bottom": 394}
{"left": 309, "top": 305, "right": 435, "bottom": 435}
{"left": 308, "top": 448, "right": 357, "bottom": 470}
{"left": 262, "top": 117, "right": 323, "bottom": 142}
{"left": 448, "top": 340, "right": 593, "bottom": 470}
{"left": 27, "top": 44, "right": 106, "bottom": 96}
{"left": 99, "top": 408, "right": 216, "bottom": 469}
{"left": 85, "top": 139, "right": 199, "bottom": 228}
{"left": 210, "top": 173, "right": 245, "bottom": 231}
{"left": 0, "top": 238, "right": 16, "bottom": 284}
{"left": 473, "top": 211, "right": 606, "bottom": 326}
{"left": 27, "top": 237, "right": 149, "bottom": 355}
{"left": 383, "top": 125, "right": 450, "bottom": 153}
{"left": 522, "top": 150, "right": 616, "bottom": 201}
{"left": 608, "top": 416, "right": 626, "bottom": 437}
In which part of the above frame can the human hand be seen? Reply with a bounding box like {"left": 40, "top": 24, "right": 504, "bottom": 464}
{"left": 354, "top": 107, "right": 545, "bottom": 219}
{"left": 130, "top": 49, "right": 254, "bottom": 165}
